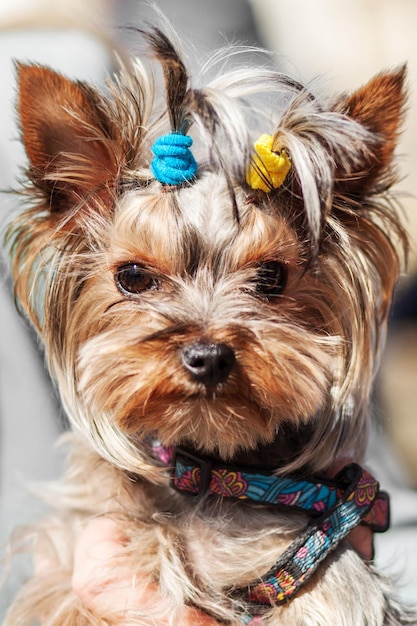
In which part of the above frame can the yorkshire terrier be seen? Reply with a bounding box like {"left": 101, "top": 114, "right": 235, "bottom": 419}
{"left": 3, "top": 24, "right": 416, "bottom": 626}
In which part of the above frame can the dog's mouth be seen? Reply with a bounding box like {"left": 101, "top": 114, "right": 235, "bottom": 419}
{"left": 119, "top": 373, "right": 326, "bottom": 461}
{"left": 124, "top": 392, "right": 279, "bottom": 460}
{"left": 171, "top": 419, "right": 317, "bottom": 471}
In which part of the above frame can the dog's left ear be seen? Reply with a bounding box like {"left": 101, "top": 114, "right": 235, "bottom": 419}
{"left": 17, "top": 63, "right": 121, "bottom": 215}
{"left": 335, "top": 66, "right": 406, "bottom": 192}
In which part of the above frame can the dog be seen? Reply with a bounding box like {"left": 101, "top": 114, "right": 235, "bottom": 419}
{"left": 3, "top": 24, "right": 416, "bottom": 626}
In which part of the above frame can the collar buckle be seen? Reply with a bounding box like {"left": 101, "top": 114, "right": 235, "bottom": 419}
{"left": 171, "top": 447, "right": 213, "bottom": 500}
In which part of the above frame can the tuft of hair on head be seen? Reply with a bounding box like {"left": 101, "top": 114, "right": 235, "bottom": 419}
{"left": 265, "top": 65, "right": 408, "bottom": 257}
{"left": 144, "top": 26, "right": 191, "bottom": 134}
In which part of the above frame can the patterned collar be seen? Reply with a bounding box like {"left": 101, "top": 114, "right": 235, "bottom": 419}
{"left": 150, "top": 440, "right": 390, "bottom": 614}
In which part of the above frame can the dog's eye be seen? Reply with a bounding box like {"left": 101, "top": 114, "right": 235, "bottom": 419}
{"left": 255, "top": 261, "right": 287, "bottom": 298}
{"left": 115, "top": 264, "right": 160, "bottom": 295}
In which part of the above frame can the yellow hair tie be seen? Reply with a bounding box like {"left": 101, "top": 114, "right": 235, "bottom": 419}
{"left": 246, "top": 133, "right": 291, "bottom": 192}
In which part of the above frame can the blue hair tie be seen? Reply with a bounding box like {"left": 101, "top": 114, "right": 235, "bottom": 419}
{"left": 151, "top": 133, "right": 198, "bottom": 185}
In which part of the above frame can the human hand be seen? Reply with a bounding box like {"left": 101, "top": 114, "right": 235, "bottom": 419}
{"left": 72, "top": 517, "right": 219, "bottom": 625}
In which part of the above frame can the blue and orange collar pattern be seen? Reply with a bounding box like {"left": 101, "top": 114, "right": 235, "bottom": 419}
{"left": 150, "top": 440, "right": 390, "bottom": 614}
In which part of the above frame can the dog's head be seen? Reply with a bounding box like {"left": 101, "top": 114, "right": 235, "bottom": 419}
{"left": 9, "top": 29, "right": 406, "bottom": 477}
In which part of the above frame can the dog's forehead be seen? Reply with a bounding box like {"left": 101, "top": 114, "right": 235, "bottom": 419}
{"left": 175, "top": 174, "right": 240, "bottom": 239}
{"left": 113, "top": 173, "right": 237, "bottom": 247}
{"left": 111, "top": 172, "right": 298, "bottom": 271}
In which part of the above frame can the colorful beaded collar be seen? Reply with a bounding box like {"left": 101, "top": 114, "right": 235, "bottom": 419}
{"left": 150, "top": 440, "right": 390, "bottom": 616}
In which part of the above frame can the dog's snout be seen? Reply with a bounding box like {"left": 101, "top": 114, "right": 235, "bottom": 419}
{"left": 181, "top": 342, "right": 235, "bottom": 387}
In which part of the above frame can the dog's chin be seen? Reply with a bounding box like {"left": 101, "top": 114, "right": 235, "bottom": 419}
{"left": 77, "top": 372, "right": 328, "bottom": 461}
{"left": 116, "top": 391, "right": 322, "bottom": 461}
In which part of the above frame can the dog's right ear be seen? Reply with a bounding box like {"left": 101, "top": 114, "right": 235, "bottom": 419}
{"left": 334, "top": 66, "right": 407, "bottom": 195}
{"left": 17, "top": 64, "right": 122, "bottom": 216}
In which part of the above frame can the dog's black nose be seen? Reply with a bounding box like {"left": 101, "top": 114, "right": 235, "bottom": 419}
{"left": 182, "top": 342, "right": 235, "bottom": 387}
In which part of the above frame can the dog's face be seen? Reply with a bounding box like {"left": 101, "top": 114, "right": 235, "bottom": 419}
{"left": 73, "top": 175, "right": 335, "bottom": 461}
{"left": 9, "top": 32, "right": 406, "bottom": 474}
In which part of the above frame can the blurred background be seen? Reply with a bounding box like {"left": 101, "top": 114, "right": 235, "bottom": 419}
{"left": 1, "top": 0, "right": 416, "bottom": 614}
